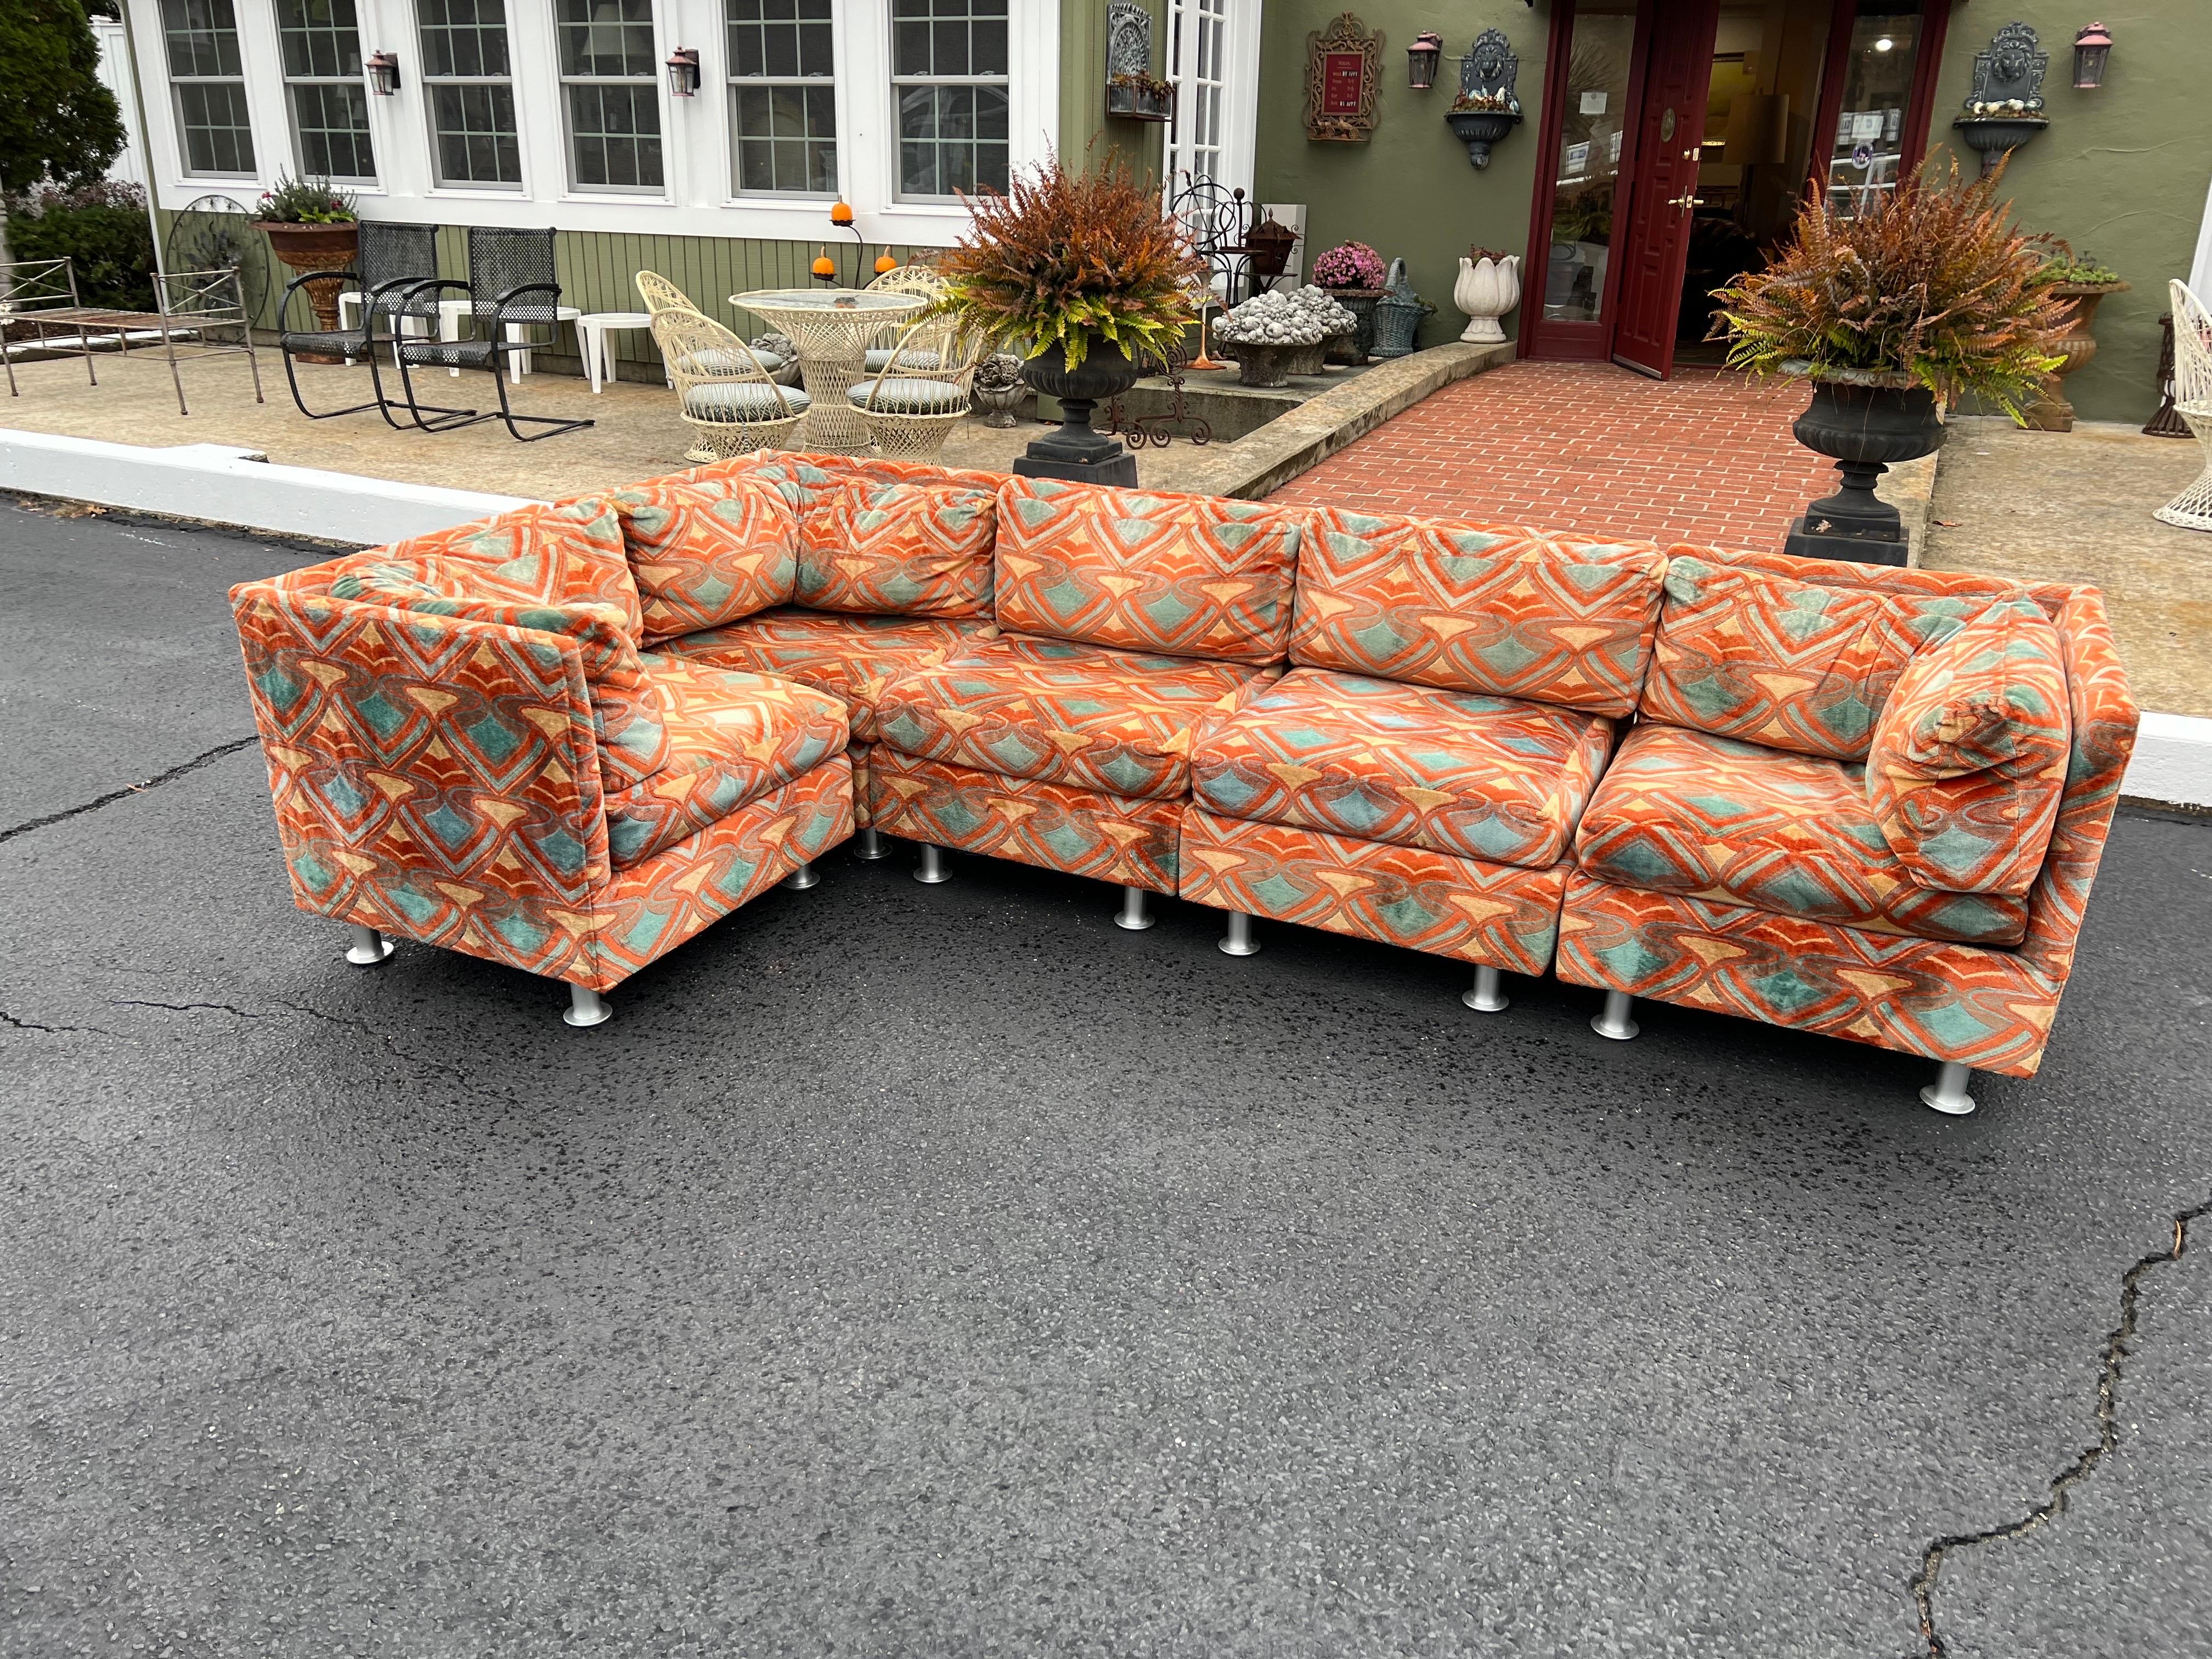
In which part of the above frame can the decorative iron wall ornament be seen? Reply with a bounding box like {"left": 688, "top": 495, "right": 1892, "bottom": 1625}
{"left": 1305, "top": 13, "right": 1384, "bottom": 143}
{"left": 1105, "top": 0, "right": 1173, "bottom": 121}
{"left": 1445, "top": 28, "right": 1522, "bottom": 167}
{"left": 1954, "top": 21, "right": 2049, "bottom": 176}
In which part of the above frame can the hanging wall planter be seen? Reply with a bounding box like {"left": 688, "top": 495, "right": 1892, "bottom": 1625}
{"left": 1103, "top": 3, "right": 1173, "bottom": 122}
{"left": 1444, "top": 30, "right": 1521, "bottom": 169}
{"left": 1952, "top": 23, "right": 2050, "bottom": 178}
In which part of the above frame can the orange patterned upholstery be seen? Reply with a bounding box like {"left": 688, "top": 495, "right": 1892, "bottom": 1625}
{"left": 1865, "top": 598, "right": 2071, "bottom": 897}
{"left": 876, "top": 633, "right": 1275, "bottom": 801}
{"left": 1193, "top": 667, "right": 1613, "bottom": 869}
{"left": 1288, "top": 507, "right": 1667, "bottom": 716}
{"left": 605, "top": 657, "right": 848, "bottom": 869}
{"left": 690, "top": 451, "right": 1008, "bottom": 521}
{"left": 1573, "top": 723, "right": 2030, "bottom": 944}
{"left": 794, "top": 478, "right": 997, "bottom": 618}
{"left": 603, "top": 475, "right": 799, "bottom": 644}
{"left": 654, "top": 607, "right": 996, "bottom": 742}
{"left": 992, "top": 477, "right": 1302, "bottom": 663}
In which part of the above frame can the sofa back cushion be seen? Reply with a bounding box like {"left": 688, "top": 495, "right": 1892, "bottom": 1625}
{"left": 795, "top": 478, "right": 997, "bottom": 618}
{"left": 1866, "top": 597, "right": 2072, "bottom": 896}
{"left": 605, "top": 476, "right": 798, "bottom": 644}
{"left": 362, "top": 498, "right": 646, "bottom": 639}
{"left": 1288, "top": 508, "right": 1667, "bottom": 717}
{"left": 991, "top": 477, "right": 1302, "bottom": 664}
{"left": 1639, "top": 554, "right": 2001, "bottom": 760}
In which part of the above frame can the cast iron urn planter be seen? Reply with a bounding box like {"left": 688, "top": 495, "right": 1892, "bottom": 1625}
{"left": 1014, "top": 337, "right": 1142, "bottom": 486}
{"left": 1782, "top": 376, "right": 1946, "bottom": 566}
{"left": 1445, "top": 108, "right": 1521, "bottom": 170}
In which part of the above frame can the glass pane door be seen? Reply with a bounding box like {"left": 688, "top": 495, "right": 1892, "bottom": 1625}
{"left": 1823, "top": 3, "right": 1922, "bottom": 218}
{"left": 1541, "top": 1, "right": 1638, "bottom": 327}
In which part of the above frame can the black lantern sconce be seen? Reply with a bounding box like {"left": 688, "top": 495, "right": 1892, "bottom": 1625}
{"left": 1407, "top": 32, "right": 1442, "bottom": 89}
{"left": 2072, "top": 22, "right": 2113, "bottom": 89}
{"left": 365, "top": 50, "right": 400, "bottom": 95}
{"left": 665, "top": 47, "right": 701, "bottom": 98}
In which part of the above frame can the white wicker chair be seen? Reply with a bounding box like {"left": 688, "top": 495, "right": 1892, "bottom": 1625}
{"left": 849, "top": 320, "right": 983, "bottom": 461}
{"left": 2156, "top": 278, "right": 2212, "bottom": 532}
{"left": 862, "top": 263, "right": 949, "bottom": 375}
{"left": 651, "top": 304, "right": 810, "bottom": 462}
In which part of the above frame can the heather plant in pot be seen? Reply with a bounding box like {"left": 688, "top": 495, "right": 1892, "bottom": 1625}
{"left": 1312, "top": 240, "right": 1386, "bottom": 362}
{"left": 934, "top": 151, "right": 1204, "bottom": 484}
{"left": 1710, "top": 157, "right": 2069, "bottom": 564}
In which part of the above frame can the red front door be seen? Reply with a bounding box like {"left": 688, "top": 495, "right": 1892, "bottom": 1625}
{"left": 1609, "top": 0, "right": 1721, "bottom": 377}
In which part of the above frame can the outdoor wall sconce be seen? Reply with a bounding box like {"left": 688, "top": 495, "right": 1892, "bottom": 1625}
{"left": 1407, "top": 32, "right": 1442, "bottom": 90}
{"left": 2072, "top": 22, "right": 2113, "bottom": 88}
{"left": 665, "top": 47, "right": 701, "bottom": 98}
{"left": 365, "top": 50, "right": 400, "bottom": 95}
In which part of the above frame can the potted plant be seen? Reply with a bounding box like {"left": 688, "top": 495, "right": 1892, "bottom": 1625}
{"left": 1454, "top": 246, "right": 1521, "bottom": 343}
{"left": 935, "top": 151, "right": 1203, "bottom": 485}
{"left": 2021, "top": 252, "right": 2130, "bottom": 431}
{"left": 1445, "top": 89, "right": 1521, "bottom": 170}
{"left": 253, "top": 172, "right": 359, "bottom": 361}
{"left": 1105, "top": 72, "right": 1175, "bottom": 122}
{"left": 1311, "top": 240, "right": 1387, "bottom": 363}
{"left": 1711, "top": 159, "right": 2070, "bottom": 565}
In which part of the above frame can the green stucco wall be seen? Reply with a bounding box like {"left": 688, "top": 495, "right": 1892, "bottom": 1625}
{"left": 1061, "top": 0, "right": 1169, "bottom": 183}
{"left": 1927, "top": 4, "right": 2212, "bottom": 424}
{"left": 1253, "top": 2, "right": 1544, "bottom": 352}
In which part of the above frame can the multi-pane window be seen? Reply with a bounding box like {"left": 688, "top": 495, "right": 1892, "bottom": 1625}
{"left": 278, "top": 0, "right": 376, "bottom": 182}
{"left": 557, "top": 0, "right": 664, "bottom": 191}
{"left": 725, "top": 0, "right": 836, "bottom": 195}
{"left": 1167, "top": 0, "right": 1227, "bottom": 186}
{"left": 161, "top": 0, "right": 255, "bottom": 175}
{"left": 419, "top": 0, "right": 521, "bottom": 187}
{"left": 890, "top": 0, "right": 1007, "bottom": 199}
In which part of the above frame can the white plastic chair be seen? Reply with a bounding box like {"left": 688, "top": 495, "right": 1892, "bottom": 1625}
{"left": 2156, "top": 278, "right": 2212, "bottom": 531}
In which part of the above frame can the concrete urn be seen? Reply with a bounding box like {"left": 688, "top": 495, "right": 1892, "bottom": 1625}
{"left": 1454, "top": 255, "right": 1521, "bottom": 345}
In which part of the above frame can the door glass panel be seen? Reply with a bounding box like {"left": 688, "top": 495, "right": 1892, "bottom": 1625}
{"left": 1824, "top": 3, "right": 1920, "bottom": 218}
{"left": 1542, "top": 2, "right": 1637, "bottom": 325}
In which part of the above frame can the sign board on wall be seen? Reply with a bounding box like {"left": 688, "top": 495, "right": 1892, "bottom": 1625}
{"left": 1305, "top": 12, "right": 1383, "bottom": 142}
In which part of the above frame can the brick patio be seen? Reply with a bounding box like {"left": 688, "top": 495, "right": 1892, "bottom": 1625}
{"left": 1268, "top": 359, "right": 1839, "bottom": 551}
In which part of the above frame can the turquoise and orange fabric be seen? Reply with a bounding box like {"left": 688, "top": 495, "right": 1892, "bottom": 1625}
{"left": 1639, "top": 554, "right": 2005, "bottom": 760}
{"left": 697, "top": 451, "right": 1007, "bottom": 526}
{"left": 1288, "top": 508, "right": 1667, "bottom": 717}
{"left": 605, "top": 656, "right": 847, "bottom": 868}
{"left": 794, "top": 478, "right": 997, "bottom": 618}
{"left": 1864, "top": 598, "right": 2071, "bottom": 898}
{"left": 603, "top": 475, "right": 798, "bottom": 643}
{"left": 874, "top": 633, "right": 1275, "bottom": 801}
{"left": 992, "top": 477, "right": 1302, "bottom": 664}
{"left": 1193, "top": 667, "right": 1613, "bottom": 869}
{"left": 1554, "top": 873, "right": 2056, "bottom": 1075}
{"left": 868, "top": 747, "right": 1183, "bottom": 892}
{"left": 1177, "top": 809, "right": 1568, "bottom": 975}
{"left": 1572, "top": 723, "right": 2030, "bottom": 944}
{"left": 654, "top": 607, "right": 996, "bottom": 742}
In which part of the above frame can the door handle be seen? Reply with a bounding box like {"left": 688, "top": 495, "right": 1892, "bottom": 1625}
{"left": 1669, "top": 193, "right": 1705, "bottom": 208}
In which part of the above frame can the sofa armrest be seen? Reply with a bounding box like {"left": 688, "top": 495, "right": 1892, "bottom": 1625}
{"left": 2015, "top": 585, "right": 2141, "bottom": 986}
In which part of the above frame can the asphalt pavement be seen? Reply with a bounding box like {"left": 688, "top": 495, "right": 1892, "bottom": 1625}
{"left": 2, "top": 498, "right": 2207, "bottom": 1658}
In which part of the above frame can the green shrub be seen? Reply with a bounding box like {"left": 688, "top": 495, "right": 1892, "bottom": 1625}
{"left": 9, "top": 180, "right": 154, "bottom": 310}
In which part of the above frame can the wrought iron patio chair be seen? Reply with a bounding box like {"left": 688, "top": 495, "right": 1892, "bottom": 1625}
{"left": 0, "top": 257, "right": 101, "bottom": 395}
{"left": 2156, "top": 279, "right": 2212, "bottom": 531}
{"left": 390, "top": 228, "right": 592, "bottom": 441}
{"left": 849, "top": 318, "right": 982, "bottom": 461}
{"left": 652, "top": 304, "right": 810, "bottom": 461}
{"left": 152, "top": 267, "right": 264, "bottom": 417}
{"left": 274, "top": 221, "right": 461, "bottom": 425}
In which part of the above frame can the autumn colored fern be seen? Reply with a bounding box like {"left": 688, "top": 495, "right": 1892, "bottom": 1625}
{"left": 933, "top": 151, "right": 1206, "bottom": 372}
{"left": 1710, "top": 157, "right": 2070, "bottom": 417}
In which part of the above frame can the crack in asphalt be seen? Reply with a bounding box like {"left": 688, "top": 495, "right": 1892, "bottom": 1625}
{"left": 1909, "top": 1194, "right": 2212, "bottom": 1657}
{"left": 270, "top": 997, "right": 522, "bottom": 1105}
{"left": 0, "top": 1010, "right": 119, "bottom": 1037}
{"left": 0, "top": 736, "right": 262, "bottom": 847}
{"left": 112, "top": 1000, "right": 267, "bottom": 1020}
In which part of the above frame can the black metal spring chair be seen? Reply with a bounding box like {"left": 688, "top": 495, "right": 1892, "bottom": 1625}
{"left": 275, "top": 222, "right": 476, "bottom": 428}
{"left": 390, "top": 227, "right": 593, "bottom": 442}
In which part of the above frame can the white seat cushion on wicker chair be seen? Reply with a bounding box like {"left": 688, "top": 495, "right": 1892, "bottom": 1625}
{"left": 684, "top": 382, "right": 812, "bottom": 419}
{"left": 848, "top": 377, "right": 967, "bottom": 414}
{"left": 862, "top": 347, "right": 944, "bottom": 372}
{"left": 692, "top": 347, "right": 786, "bottom": 374}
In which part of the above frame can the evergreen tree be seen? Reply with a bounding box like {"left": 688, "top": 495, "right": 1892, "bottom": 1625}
{"left": 0, "top": 0, "right": 128, "bottom": 264}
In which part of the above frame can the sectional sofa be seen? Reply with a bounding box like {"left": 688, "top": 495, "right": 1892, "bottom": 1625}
{"left": 229, "top": 453, "right": 2138, "bottom": 1114}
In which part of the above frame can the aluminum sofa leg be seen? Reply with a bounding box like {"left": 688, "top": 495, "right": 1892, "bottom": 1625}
{"left": 563, "top": 983, "right": 612, "bottom": 1029}
{"left": 782, "top": 860, "right": 820, "bottom": 891}
{"left": 1920, "top": 1060, "right": 1978, "bottom": 1116}
{"left": 914, "top": 843, "right": 952, "bottom": 885}
{"left": 852, "top": 827, "right": 890, "bottom": 861}
{"left": 1114, "top": 884, "right": 1155, "bottom": 932}
{"left": 1218, "top": 910, "right": 1260, "bottom": 957}
{"left": 1590, "top": 990, "right": 1639, "bottom": 1041}
{"left": 1462, "top": 965, "right": 1509, "bottom": 1013}
{"left": 344, "top": 923, "right": 394, "bottom": 966}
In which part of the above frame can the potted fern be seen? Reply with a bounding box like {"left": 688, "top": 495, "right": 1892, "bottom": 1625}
{"left": 1710, "top": 160, "right": 2069, "bottom": 564}
{"left": 935, "top": 152, "right": 1204, "bottom": 486}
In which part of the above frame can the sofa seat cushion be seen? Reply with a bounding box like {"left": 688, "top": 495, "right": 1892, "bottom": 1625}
{"left": 795, "top": 478, "right": 997, "bottom": 618}
{"left": 1192, "top": 667, "right": 1615, "bottom": 869}
{"left": 605, "top": 657, "right": 848, "bottom": 869}
{"left": 874, "top": 633, "right": 1275, "bottom": 801}
{"left": 605, "top": 475, "right": 799, "bottom": 643}
{"left": 1573, "top": 723, "right": 2029, "bottom": 945}
{"left": 654, "top": 607, "right": 995, "bottom": 742}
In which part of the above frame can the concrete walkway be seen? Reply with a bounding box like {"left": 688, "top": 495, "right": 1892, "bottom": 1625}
{"left": 3, "top": 503, "right": 2209, "bottom": 1658}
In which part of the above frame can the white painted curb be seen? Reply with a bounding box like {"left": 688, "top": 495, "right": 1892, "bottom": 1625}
{"left": 0, "top": 428, "right": 541, "bottom": 545}
{"left": 2123, "top": 711, "right": 2212, "bottom": 810}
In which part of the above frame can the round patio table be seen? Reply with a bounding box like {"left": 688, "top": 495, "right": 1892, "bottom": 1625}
{"left": 730, "top": 287, "right": 926, "bottom": 453}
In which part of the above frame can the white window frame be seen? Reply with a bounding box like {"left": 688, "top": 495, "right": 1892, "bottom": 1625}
{"left": 885, "top": 0, "right": 1010, "bottom": 205}
{"left": 416, "top": 0, "right": 526, "bottom": 192}
{"left": 276, "top": 0, "right": 380, "bottom": 185}
{"left": 555, "top": 0, "right": 668, "bottom": 196}
{"left": 724, "top": 0, "right": 839, "bottom": 200}
{"left": 161, "top": 0, "right": 258, "bottom": 179}
{"left": 1164, "top": 0, "right": 1257, "bottom": 199}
